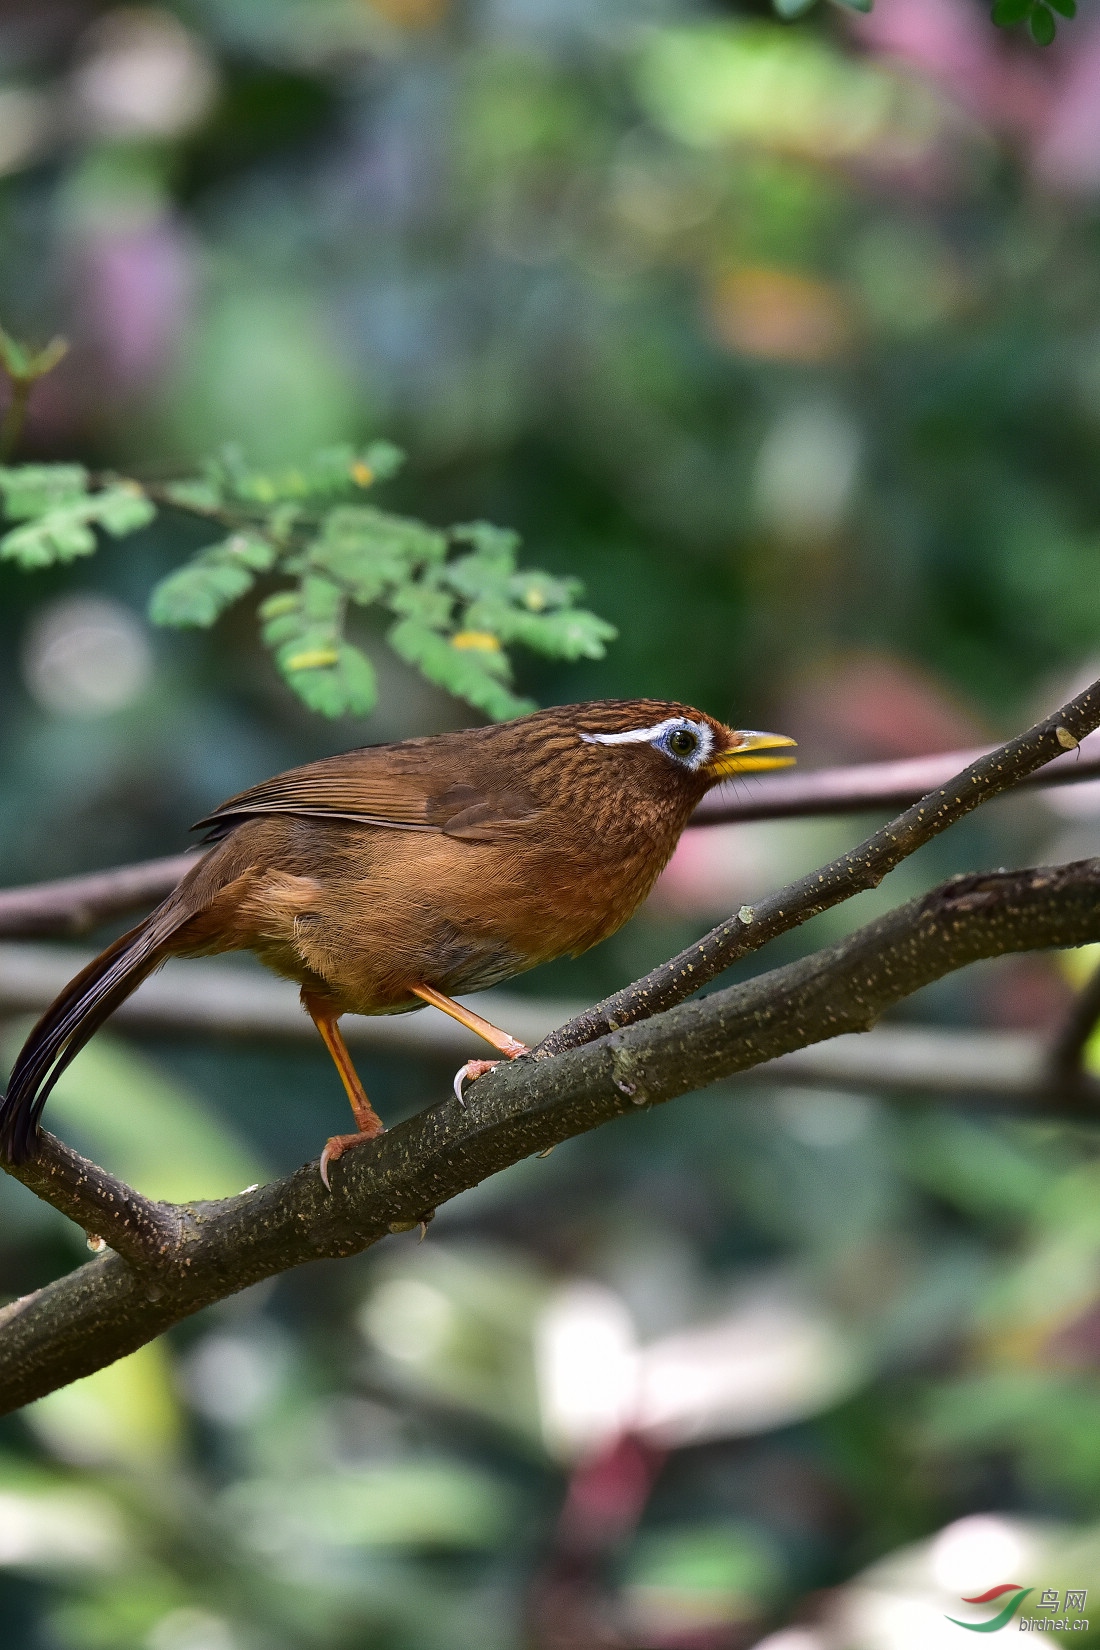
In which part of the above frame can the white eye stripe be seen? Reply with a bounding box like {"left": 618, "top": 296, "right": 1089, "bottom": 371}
{"left": 581, "top": 718, "right": 685, "bottom": 747}
{"left": 580, "top": 717, "right": 715, "bottom": 770}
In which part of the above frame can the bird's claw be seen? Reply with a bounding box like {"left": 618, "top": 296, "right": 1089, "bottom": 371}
{"left": 319, "top": 1122, "right": 385, "bottom": 1191}
{"left": 453, "top": 1059, "right": 499, "bottom": 1104}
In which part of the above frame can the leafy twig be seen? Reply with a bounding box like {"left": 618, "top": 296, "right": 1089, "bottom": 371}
{"left": 0, "top": 443, "right": 616, "bottom": 722}
{"left": 0, "top": 329, "right": 68, "bottom": 463}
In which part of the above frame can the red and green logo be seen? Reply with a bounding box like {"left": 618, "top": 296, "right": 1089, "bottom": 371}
{"left": 946, "top": 1584, "right": 1033, "bottom": 1632}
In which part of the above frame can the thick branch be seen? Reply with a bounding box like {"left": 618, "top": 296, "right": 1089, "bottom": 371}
{"left": 0, "top": 942, "right": 1068, "bottom": 1102}
{"left": 3, "top": 1132, "right": 181, "bottom": 1270}
{"left": 537, "top": 680, "right": 1100, "bottom": 1059}
{"left": 3, "top": 856, "right": 1100, "bottom": 1414}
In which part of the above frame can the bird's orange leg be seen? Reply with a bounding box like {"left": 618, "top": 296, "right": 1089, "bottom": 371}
{"left": 410, "top": 984, "right": 529, "bottom": 1102}
{"left": 303, "top": 991, "right": 384, "bottom": 1188}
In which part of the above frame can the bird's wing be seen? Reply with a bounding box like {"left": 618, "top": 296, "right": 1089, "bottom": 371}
{"left": 192, "top": 746, "right": 542, "bottom": 840}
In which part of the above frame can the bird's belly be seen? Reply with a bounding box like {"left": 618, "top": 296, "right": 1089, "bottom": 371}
{"left": 198, "top": 825, "right": 669, "bottom": 1016}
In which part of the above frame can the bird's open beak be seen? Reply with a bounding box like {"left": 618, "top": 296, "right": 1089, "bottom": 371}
{"left": 705, "top": 730, "right": 797, "bottom": 779}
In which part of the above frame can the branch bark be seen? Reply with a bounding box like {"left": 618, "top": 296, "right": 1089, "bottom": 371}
{"left": 2, "top": 856, "right": 1100, "bottom": 1415}
{"left": 0, "top": 941, "right": 1073, "bottom": 1103}
{"left": 3, "top": 1132, "right": 182, "bottom": 1270}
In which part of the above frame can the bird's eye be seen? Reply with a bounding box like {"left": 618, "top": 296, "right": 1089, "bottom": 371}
{"left": 668, "top": 727, "right": 699, "bottom": 758}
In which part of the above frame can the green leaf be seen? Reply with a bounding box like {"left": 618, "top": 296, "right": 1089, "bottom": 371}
{"left": 508, "top": 570, "right": 583, "bottom": 611}
{"left": 259, "top": 579, "right": 377, "bottom": 716}
{"left": 300, "top": 572, "right": 343, "bottom": 622}
{"left": 388, "top": 619, "right": 533, "bottom": 720}
{"left": 501, "top": 606, "right": 619, "bottom": 660}
{"left": 991, "top": 0, "right": 1033, "bottom": 20}
{"left": 309, "top": 506, "right": 448, "bottom": 602}
{"left": 0, "top": 463, "right": 88, "bottom": 519}
{"left": 387, "top": 580, "right": 455, "bottom": 629}
{"left": 148, "top": 532, "right": 277, "bottom": 628}
{"left": 210, "top": 442, "right": 408, "bottom": 506}
{"left": 772, "top": 0, "right": 819, "bottom": 17}
{"left": 459, "top": 590, "right": 617, "bottom": 660}
{"left": 444, "top": 553, "right": 515, "bottom": 602}
{"left": 0, "top": 329, "right": 29, "bottom": 377}
{"left": 1046, "top": 0, "right": 1074, "bottom": 16}
{"left": 162, "top": 478, "right": 222, "bottom": 512}
{"left": 1, "top": 516, "right": 95, "bottom": 567}
{"left": 358, "top": 439, "right": 406, "bottom": 482}
{"left": 825, "top": 0, "right": 874, "bottom": 13}
{"left": 93, "top": 486, "right": 159, "bottom": 537}
{"left": 283, "top": 642, "right": 378, "bottom": 717}
{"left": 450, "top": 521, "right": 522, "bottom": 562}
{"left": 149, "top": 562, "right": 255, "bottom": 628}
{"left": 0, "top": 483, "right": 155, "bottom": 569}
{"left": 0, "top": 329, "right": 67, "bottom": 384}
{"left": 1028, "top": 2, "right": 1056, "bottom": 39}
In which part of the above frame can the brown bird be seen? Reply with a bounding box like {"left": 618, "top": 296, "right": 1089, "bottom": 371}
{"left": 0, "top": 700, "right": 794, "bottom": 1182}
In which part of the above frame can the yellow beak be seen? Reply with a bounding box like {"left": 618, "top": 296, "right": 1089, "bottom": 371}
{"left": 705, "top": 729, "right": 797, "bottom": 779}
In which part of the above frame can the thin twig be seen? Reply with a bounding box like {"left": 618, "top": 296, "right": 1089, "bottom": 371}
{"left": 0, "top": 330, "right": 68, "bottom": 462}
{"left": 3, "top": 855, "right": 1100, "bottom": 1412}
{"left": 536, "top": 681, "right": 1100, "bottom": 1060}
{"left": 694, "top": 742, "right": 1100, "bottom": 825}
{"left": 0, "top": 378, "right": 32, "bottom": 464}
{"left": 3, "top": 737, "right": 1099, "bottom": 942}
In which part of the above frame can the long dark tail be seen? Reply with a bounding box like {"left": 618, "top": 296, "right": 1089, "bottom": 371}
{"left": 0, "top": 913, "right": 177, "bottom": 1163}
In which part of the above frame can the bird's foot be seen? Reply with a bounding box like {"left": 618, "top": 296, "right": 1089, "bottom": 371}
{"left": 453, "top": 1038, "right": 529, "bottom": 1105}
{"left": 453, "top": 1058, "right": 496, "bottom": 1103}
{"left": 320, "top": 1119, "right": 384, "bottom": 1190}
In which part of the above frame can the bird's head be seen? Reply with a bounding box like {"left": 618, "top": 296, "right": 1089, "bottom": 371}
{"left": 565, "top": 698, "right": 796, "bottom": 811}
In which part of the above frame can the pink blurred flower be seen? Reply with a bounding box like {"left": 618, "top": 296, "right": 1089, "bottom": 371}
{"left": 72, "top": 215, "right": 196, "bottom": 391}
{"left": 1032, "top": 18, "right": 1100, "bottom": 192}
{"left": 850, "top": 0, "right": 1053, "bottom": 147}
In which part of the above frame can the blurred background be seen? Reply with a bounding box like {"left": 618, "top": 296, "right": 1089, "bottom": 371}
{"left": 4, "top": 0, "right": 1100, "bottom": 1646}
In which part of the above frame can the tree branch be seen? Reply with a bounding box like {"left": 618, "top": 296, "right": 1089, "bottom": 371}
{"left": 3, "top": 856, "right": 1100, "bottom": 1414}
{"left": 0, "top": 854, "right": 199, "bottom": 939}
{"left": 693, "top": 740, "right": 1100, "bottom": 825}
{"left": 2, "top": 1131, "right": 181, "bottom": 1271}
{"left": 536, "top": 679, "right": 1100, "bottom": 1059}
{"left": 2, "top": 733, "right": 1098, "bottom": 942}
{"left": 0, "top": 941, "right": 1073, "bottom": 1104}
